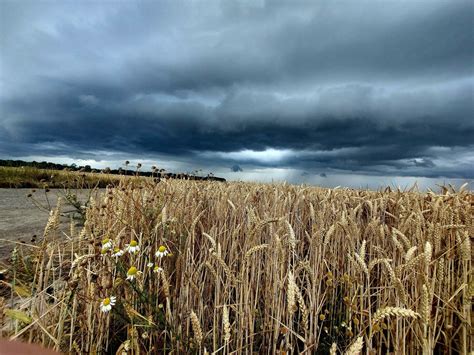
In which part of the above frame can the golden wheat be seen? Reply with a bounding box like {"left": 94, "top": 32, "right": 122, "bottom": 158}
{"left": 1, "top": 179, "right": 471, "bottom": 354}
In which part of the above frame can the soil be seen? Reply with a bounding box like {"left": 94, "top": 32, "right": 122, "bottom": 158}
{"left": 0, "top": 189, "right": 101, "bottom": 261}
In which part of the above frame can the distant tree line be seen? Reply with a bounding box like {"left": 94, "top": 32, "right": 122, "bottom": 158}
{"left": 1, "top": 159, "right": 78, "bottom": 171}
{"left": 0, "top": 159, "right": 226, "bottom": 182}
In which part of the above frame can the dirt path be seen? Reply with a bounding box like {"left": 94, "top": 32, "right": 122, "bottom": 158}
{"left": 0, "top": 189, "right": 101, "bottom": 260}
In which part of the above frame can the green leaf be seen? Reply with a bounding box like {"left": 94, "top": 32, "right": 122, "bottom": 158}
{"left": 5, "top": 309, "right": 32, "bottom": 324}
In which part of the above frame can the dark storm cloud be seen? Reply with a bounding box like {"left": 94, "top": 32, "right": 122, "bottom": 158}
{"left": 1, "top": 0, "right": 473, "bottom": 181}
{"left": 412, "top": 158, "right": 436, "bottom": 168}
{"left": 231, "top": 165, "right": 243, "bottom": 172}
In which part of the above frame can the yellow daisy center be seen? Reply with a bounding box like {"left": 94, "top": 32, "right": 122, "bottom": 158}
{"left": 158, "top": 245, "right": 166, "bottom": 253}
{"left": 113, "top": 248, "right": 120, "bottom": 253}
{"left": 102, "top": 238, "right": 110, "bottom": 245}
{"left": 128, "top": 266, "right": 138, "bottom": 275}
{"left": 130, "top": 240, "right": 138, "bottom": 247}
{"left": 100, "top": 248, "right": 108, "bottom": 255}
{"left": 103, "top": 297, "right": 110, "bottom": 306}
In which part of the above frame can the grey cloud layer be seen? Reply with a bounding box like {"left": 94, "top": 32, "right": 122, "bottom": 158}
{"left": 1, "top": 0, "right": 473, "bottom": 179}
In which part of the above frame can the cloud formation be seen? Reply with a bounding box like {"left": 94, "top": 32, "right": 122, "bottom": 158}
{"left": 1, "top": 0, "right": 473, "bottom": 186}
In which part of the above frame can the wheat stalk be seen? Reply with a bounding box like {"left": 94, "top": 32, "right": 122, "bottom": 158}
{"left": 190, "top": 310, "right": 203, "bottom": 345}
{"left": 244, "top": 244, "right": 269, "bottom": 260}
{"left": 345, "top": 336, "right": 363, "bottom": 355}
{"left": 287, "top": 271, "right": 297, "bottom": 316}
{"left": 222, "top": 305, "right": 231, "bottom": 343}
{"left": 372, "top": 307, "right": 420, "bottom": 324}
{"left": 405, "top": 246, "right": 418, "bottom": 263}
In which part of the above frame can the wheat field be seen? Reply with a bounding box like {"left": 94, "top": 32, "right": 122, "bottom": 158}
{"left": 1, "top": 179, "right": 472, "bottom": 354}
{"left": 0, "top": 166, "right": 140, "bottom": 188}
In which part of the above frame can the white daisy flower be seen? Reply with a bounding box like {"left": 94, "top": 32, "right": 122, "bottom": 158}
{"left": 153, "top": 266, "right": 163, "bottom": 273}
{"left": 126, "top": 240, "right": 140, "bottom": 254}
{"left": 101, "top": 238, "right": 113, "bottom": 250}
{"left": 100, "top": 296, "right": 116, "bottom": 313}
{"left": 126, "top": 266, "right": 141, "bottom": 281}
{"left": 155, "top": 245, "right": 169, "bottom": 258}
{"left": 147, "top": 262, "right": 154, "bottom": 268}
{"left": 111, "top": 248, "right": 124, "bottom": 258}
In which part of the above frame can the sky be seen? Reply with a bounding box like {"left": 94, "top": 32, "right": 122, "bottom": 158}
{"left": 1, "top": 0, "right": 473, "bottom": 189}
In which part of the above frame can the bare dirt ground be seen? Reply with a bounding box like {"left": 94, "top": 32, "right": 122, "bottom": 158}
{"left": 0, "top": 189, "right": 101, "bottom": 260}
